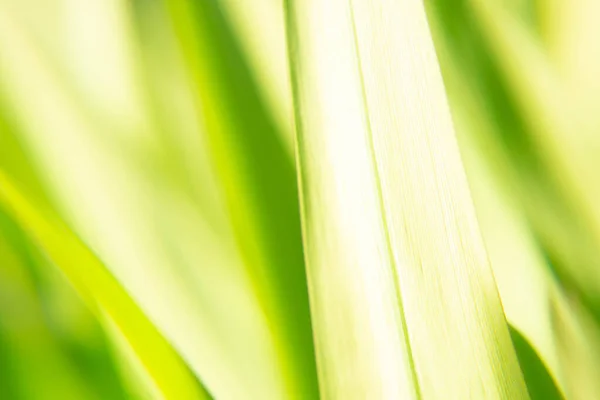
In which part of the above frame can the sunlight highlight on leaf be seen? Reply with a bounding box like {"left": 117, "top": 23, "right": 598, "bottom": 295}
{"left": 285, "top": 0, "right": 529, "bottom": 397}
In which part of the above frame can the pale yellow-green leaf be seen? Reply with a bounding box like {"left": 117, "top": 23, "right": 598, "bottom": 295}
{"left": 286, "top": 0, "right": 529, "bottom": 397}
{"left": 455, "top": 110, "right": 565, "bottom": 395}
{"left": 427, "top": 38, "right": 565, "bottom": 390}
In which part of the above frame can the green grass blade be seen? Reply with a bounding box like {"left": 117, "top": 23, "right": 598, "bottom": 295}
{"left": 0, "top": 172, "right": 209, "bottom": 400}
{"left": 285, "top": 0, "right": 529, "bottom": 397}
{"left": 443, "top": 84, "right": 567, "bottom": 396}
{"left": 164, "top": 1, "right": 319, "bottom": 398}
{"left": 0, "top": 3, "right": 290, "bottom": 398}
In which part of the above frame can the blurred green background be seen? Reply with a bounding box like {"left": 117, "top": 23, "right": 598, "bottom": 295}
{"left": 0, "top": 0, "right": 599, "bottom": 398}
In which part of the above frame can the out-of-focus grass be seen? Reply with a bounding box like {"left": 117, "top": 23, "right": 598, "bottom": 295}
{"left": 0, "top": 0, "right": 599, "bottom": 399}
{"left": 0, "top": 208, "right": 128, "bottom": 400}
{"left": 427, "top": 0, "right": 600, "bottom": 398}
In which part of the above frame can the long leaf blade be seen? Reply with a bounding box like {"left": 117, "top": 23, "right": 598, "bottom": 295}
{"left": 285, "top": 0, "right": 529, "bottom": 397}
{"left": 165, "top": 1, "right": 319, "bottom": 397}
{"left": 0, "top": 172, "right": 209, "bottom": 400}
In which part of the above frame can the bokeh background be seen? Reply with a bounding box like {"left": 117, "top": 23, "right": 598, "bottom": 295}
{"left": 0, "top": 0, "right": 599, "bottom": 398}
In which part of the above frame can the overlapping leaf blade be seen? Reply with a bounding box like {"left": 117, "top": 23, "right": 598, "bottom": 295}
{"left": 0, "top": 172, "right": 209, "bottom": 400}
{"left": 165, "top": 0, "right": 319, "bottom": 397}
{"left": 285, "top": 0, "right": 529, "bottom": 397}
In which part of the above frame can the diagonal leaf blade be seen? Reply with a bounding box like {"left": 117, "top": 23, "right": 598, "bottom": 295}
{"left": 0, "top": 172, "right": 210, "bottom": 400}
{"left": 285, "top": 0, "right": 530, "bottom": 397}
{"left": 164, "top": 0, "right": 319, "bottom": 397}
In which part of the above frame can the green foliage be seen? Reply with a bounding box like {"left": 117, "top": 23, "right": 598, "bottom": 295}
{"left": 0, "top": 0, "right": 599, "bottom": 399}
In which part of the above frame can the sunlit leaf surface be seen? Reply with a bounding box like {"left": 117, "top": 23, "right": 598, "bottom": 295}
{"left": 285, "top": 0, "right": 529, "bottom": 398}
{"left": 1, "top": 0, "right": 599, "bottom": 398}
